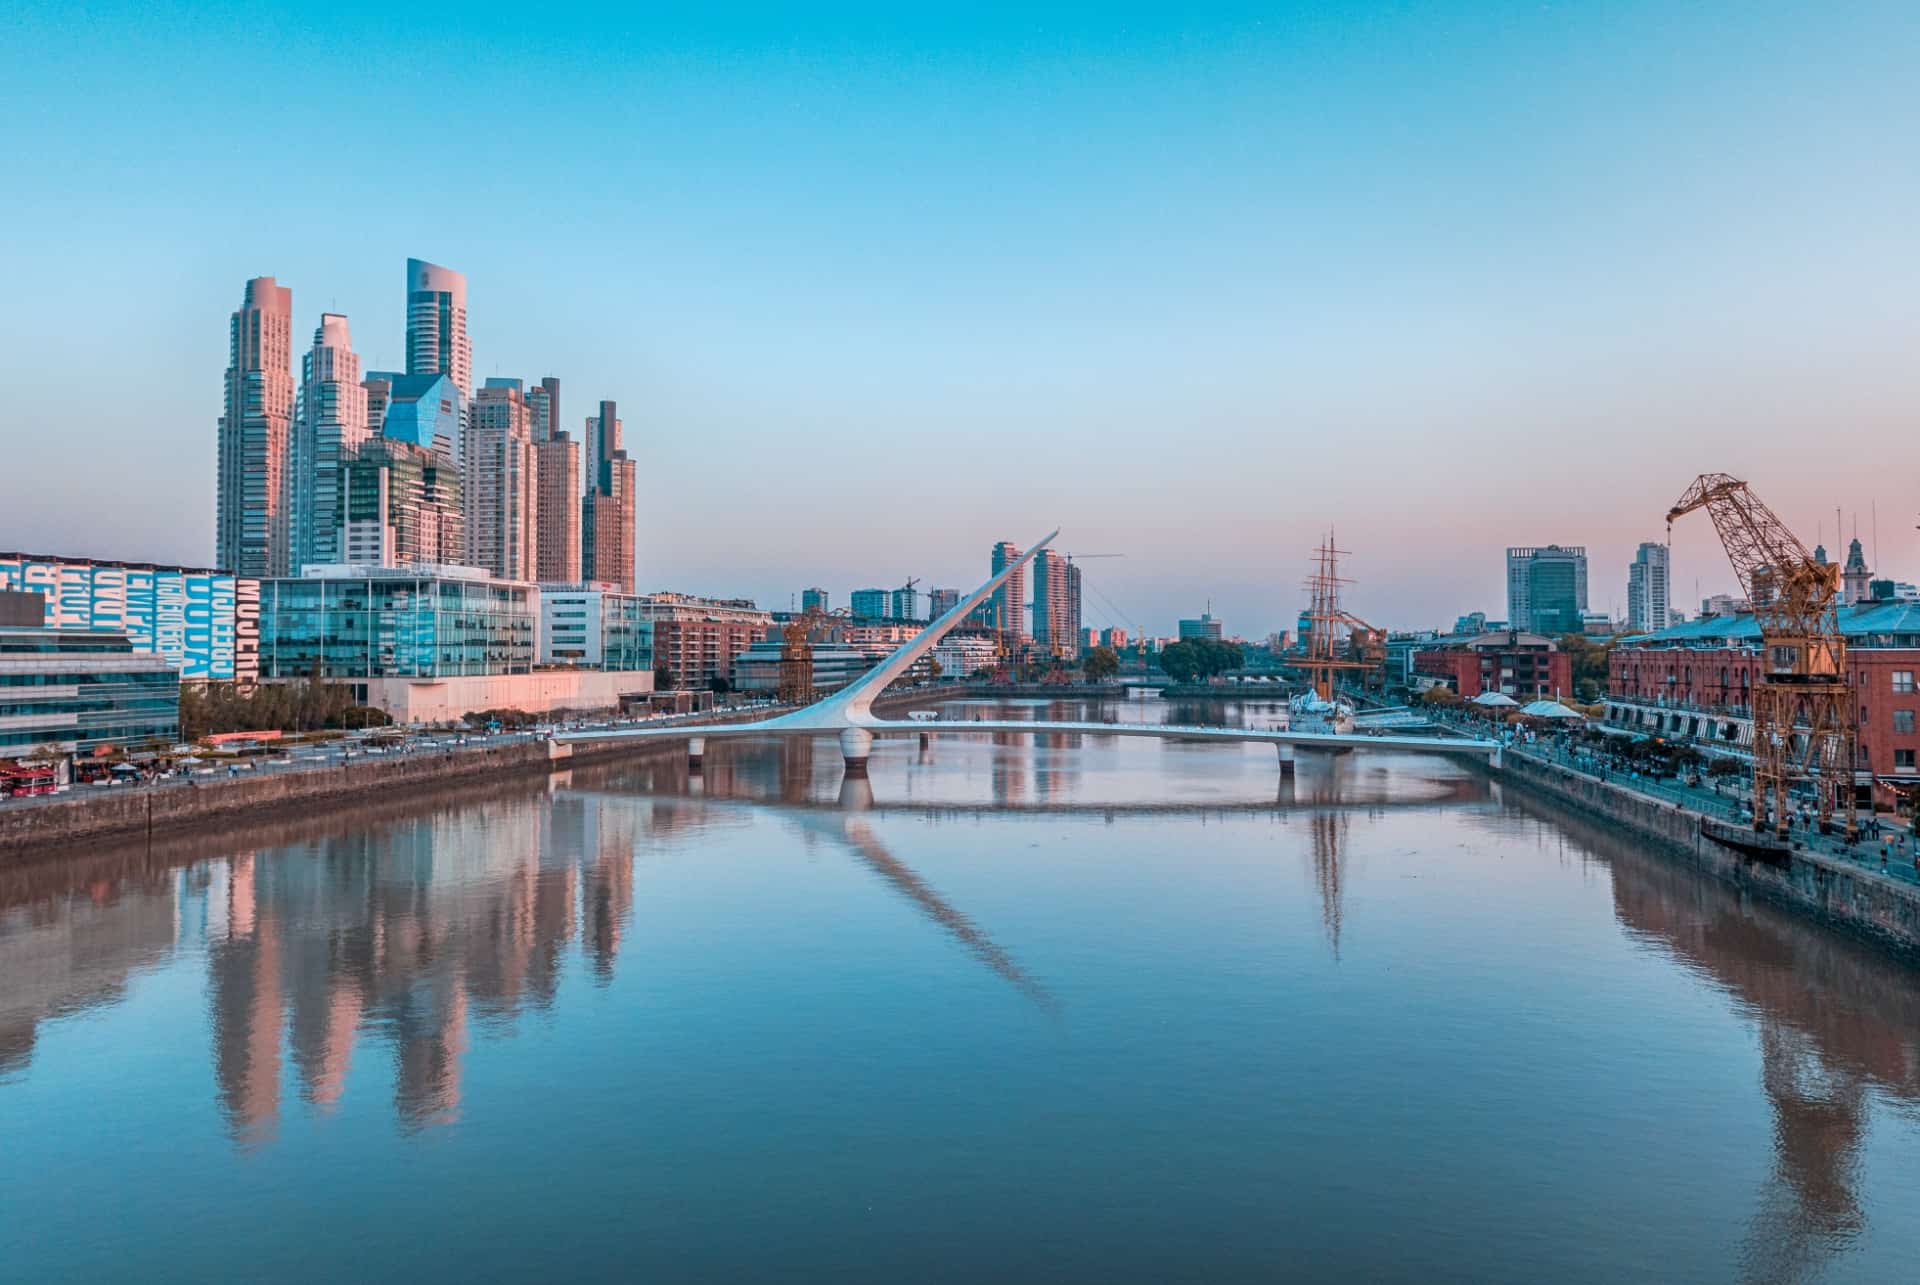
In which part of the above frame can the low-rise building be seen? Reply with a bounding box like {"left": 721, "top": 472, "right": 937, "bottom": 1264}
{"left": 0, "top": 593, "right": 180, "bottom": 755}
{"left": 1608, "top": 601, "right": 1920, "bottom": 794}
{"left": 254, "top": 564, "right": 632, "bottom": 721}
{"left": 0, "top": 552, "right": 258, "bottom": 685}
{"left": 932, "top": 635, "right": 999, "bottom": 678}
{"left": 1412, "top": 630, "right": 1572, "bottom": 700}
{"left": 732, "top": 640, "right": 885, "bottom": 695}
{"left": 538, "top": 584, "right": 654, "bottom": 672}
{"left": 638, "top": 593, "right": 772, "bottom": 689}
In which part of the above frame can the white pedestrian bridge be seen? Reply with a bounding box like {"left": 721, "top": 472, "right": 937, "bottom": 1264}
{"left": 558, "top": 529, "right": 1502, "bottom": 770}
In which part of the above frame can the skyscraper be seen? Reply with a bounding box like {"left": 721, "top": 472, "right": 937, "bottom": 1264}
{"left": 581, "top": 400, "right": 634, "bottom": 592}
{"left": 801, "top": 587, "right": 830, "bottom": 613}
{"left": 1626, "top": 542, "right": 1670, "bottom": 634}
{"left": 290, "top": 313, "right": 369, "bottom": 572}
{"left": 339, "top": 438, "right": 464, "bottom": 568}
{"left": 990, "top": 541, "right": 1027, "bottom": 641}
{"left": 927, "top": 588, "right": 959, "bottom": 619}
{"left": 405, "top": 258, "right": 470, "bottom": 398}
{"left": 216, "top": 276, "right": 295, "bottom": 576}
{"left": 1506, "top": 546, "right": 1588, "bottom": 635}
{"left": 1032, "top": 549, "right": 1081, "bottom": 657}
{"left": 467, "top": 380, "right": 539, "bottom": 581}
{"left": 535, "top": 433, "right": 582, "bottom": 583}
{"left": 526, "top": 376, "right": 561, "bottom": 443}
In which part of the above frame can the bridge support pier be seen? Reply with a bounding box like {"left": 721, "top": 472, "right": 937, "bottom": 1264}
{"left": 687, "top": 736, "right": 705, "bottom": 774}
{"left": 840, "top": 726, "right": 874, "bottom": 777}
{"left": 1276, "top": 745, "right": 1295, "bottom": 777}
{"left": 918, "top": 731, "right": 930, "bottom": 750}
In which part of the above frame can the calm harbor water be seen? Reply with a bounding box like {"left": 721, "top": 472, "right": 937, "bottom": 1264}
{"left": 4, "top": 697, "right": 1919, "bottom": 1283}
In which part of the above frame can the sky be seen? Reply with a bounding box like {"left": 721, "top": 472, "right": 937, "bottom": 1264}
{"left": 3, "top": 0, "right": 1918, "bottom": 636}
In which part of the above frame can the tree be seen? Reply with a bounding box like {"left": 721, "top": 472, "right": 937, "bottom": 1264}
{"left": 1083, "top": 646, "right": 1120, "bottom": 683}
{"left": 708, "top": 674, "right": 732, "bottom": 695}
{"left": 1158, "top": 641, "right": 1200, "bottom": 684}
{"left": 1419, "top": 686, "right": 1461, "bottom": 706}
{"left": 1556, "top": 633, "right": 1613, "bottom": 702}
{"left": 655, "top": 665, "right": 677, "bottom": 691}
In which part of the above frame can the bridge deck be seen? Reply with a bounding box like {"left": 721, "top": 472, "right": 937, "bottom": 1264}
{"left": 559, "top": 717, "right": 1500, "bottom": 756}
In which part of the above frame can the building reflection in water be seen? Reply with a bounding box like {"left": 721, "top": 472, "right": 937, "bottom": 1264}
{"left": 1522, "top": 797, "right": 1920, "bottom": 1282}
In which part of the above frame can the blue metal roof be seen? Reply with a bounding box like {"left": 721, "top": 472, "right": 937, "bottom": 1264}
{"left": 1623, "top": 601, "right": 1920, "bottom": 647}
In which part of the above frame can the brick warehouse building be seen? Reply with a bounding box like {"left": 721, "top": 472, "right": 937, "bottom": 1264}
{"left": 1607, "top": 601, "right": 1920, "bottom": 802}
{"left": 1412, "top": 630, "right": 1573, "bottom": 700}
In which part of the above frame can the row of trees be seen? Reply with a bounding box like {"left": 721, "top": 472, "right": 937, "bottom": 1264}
{"left": 1155, "top": 638, "right": 1246, "bottom": 684}
{"left": 178, "top": 672, "right": 388, "bottom": 741}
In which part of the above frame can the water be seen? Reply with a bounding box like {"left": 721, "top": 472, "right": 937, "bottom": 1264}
{"left": 4, "top": 697, "right": 1919, "bottom": 1283}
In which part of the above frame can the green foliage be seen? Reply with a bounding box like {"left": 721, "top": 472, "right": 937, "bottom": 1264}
{"left": 1082, "top": 646, "right": 1121, "bottom": 683}
{"left": 1419, "top": 686, "right": 1461, "bottom": 706}
{"left": 179, "top": 678, "right": 389, "bottom": 740}
{"left": 654, "top": 665, "right": 677, "bottom": 690}
{"left": 708, "top": 674, "right": 732, "bottom": 694}
{"left": 1556, "top": 633, "right": 1614, "bottom": 700}
{"left": 1157, "top": 639, "right": 1244, "bottom": 684}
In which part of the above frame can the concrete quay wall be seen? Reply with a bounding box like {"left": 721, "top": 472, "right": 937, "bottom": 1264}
{"left": 1494, "top": 752, "right": 1920, "bottom": 959}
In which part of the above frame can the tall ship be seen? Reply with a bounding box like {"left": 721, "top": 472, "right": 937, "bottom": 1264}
{"left": 1288, "top": 533, "right": 1381, "bottom": 735}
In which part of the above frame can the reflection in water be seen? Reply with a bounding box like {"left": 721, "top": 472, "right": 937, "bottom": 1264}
{"left": 1, "top": 701, "right": 1917, "bottom": 1285}
{"left": 1512, "top": 795, "right": 1920, "bottom": 1284}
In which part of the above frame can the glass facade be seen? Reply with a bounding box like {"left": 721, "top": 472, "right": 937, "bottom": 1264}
{"left": 258, "top": 573, "right": 537, "bottom": 679}
{"left": 0, "top": 628, "right": 181, "bottom": 753}
{"left": 538, "top": 589, "right": 654, "bottom": 671}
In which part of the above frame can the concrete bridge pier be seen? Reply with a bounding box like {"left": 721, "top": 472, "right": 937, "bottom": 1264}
{"left": 1276, "top": 745, "right": 1296, "bottom": 777}
{"left": 687, "top": 736, "right": 705, "bottom": 774}
{"left": 840, "top": 726, "right": 874, "bottom": 777}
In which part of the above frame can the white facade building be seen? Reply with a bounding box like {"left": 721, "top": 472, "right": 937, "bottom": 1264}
{"left": 1626, "top": 541, "right": 1670, "bottom": 634}
{"left": 290, "top": 313, "right": 370, "bottom": 572}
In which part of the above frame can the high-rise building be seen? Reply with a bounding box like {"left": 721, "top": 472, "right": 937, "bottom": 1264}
{"left": 377, "top": 373, "right": 463, "bottom": 464}
{"left": 850, "top": 588, "right": 889, "bottom": 619}
{"left": 1626, "top": 542, "right": 1670, "bottom": 634}
{"left": 535, "top": 433, "right": 582, "bottom": 583}
{"left": 526, "top": 376, "right": 561, "bottom": 443}
{"left": 1179, "top": 613, "right": 1223, "bottom": 641}
{"left": 1032, "top": 550, "right": 1082, "bottom": 657}
{"left": 338, "top": 439, "right": 464, "bottom": 568}
{"left": 405, "top": 258, "right": 471, "bottom": 398}
{"left": 989, "top": 542, "right": 1027, "bottom": 640}
{"left": 580, "top": 400, "right": 635, "bottom": 592}
{"left": 467, "top": 381, "right": 539, "bottom": 582}
{"left": 801, "top": 587, "right": 830, "bottom": 613}
{"left": 927, "top": 588, "right": 959, "bottom": 619}
{"left": 889, "top": 585, "right": 921, "bottom": 622}
{"left": 290, "top": 314, "right": 370, "bottom": 573}
{"left": 216, "top": 276, "right": 295, "bottom": 577}
{"left": 582, "top": 454, "right": 636, "bottom": 594}
{"left": 1506, "top": 546, "right": 1588, "bottom": 636}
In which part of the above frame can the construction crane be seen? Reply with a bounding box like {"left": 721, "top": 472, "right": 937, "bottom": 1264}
{"left": 1667, "top": 474, "right": 1857, "bottom": 839}
{"left": 1301, "top": 532, "right": 1387, "bottom": 700}
{"left": 775, "top": 605, "right": 842, "bottom": 705}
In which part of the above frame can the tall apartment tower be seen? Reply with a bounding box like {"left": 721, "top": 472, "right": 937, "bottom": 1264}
{"left": 580, "top": 400, "right": 635, "bottom": 591}
{"left": 468, "top": 380, "right": 540, "bottom": 581}
{"left": 1032, "top": 550, "right": 1084, "bottom": 658}
{"left": 1626, "top": 542, "right": 1670, "bottom": 634}
{"left": 405, "top": 258, "right": 471, "bottom": 398}
{"left": 990, "top": 542, "right": 1027, "bottom": 640}
{"left": 1506, "top": 545, "right": 1588, "bottom": 635}
{"left": 289, "top": 313, "right": 370, "bottom": 572}
{"left": 526, "top": 376, "right": 561, "bottom": 443}
{"left": 535, "top": 433, "right": 582, "bottom": 583}
{"left": 216, "top": 276, "right": 295, "bottom": 576}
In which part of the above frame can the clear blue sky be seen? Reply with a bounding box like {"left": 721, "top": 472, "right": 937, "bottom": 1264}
{"left": 5, "top": 1, "right": 1918, "bottom": 634}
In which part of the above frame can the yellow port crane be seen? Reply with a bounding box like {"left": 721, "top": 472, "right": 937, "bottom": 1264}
{"left": 1666, "top": 473, "right": 1857, "bottom": 839}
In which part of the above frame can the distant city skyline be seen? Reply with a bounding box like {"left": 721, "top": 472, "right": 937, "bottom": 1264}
{"left": 8, "top": 3, "right": 1920, "bottom": 633}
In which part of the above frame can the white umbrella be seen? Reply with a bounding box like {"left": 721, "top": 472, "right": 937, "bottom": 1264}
{"left": 1518, "top": 699, "right": 1583, "bottom": 720}
{"left": 1470, "top": 692, "right": 1520, "bottom": 708}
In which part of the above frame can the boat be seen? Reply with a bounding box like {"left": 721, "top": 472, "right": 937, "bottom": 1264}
{"left": 1287, "top": 690, "right": 1355, "bottom": 736}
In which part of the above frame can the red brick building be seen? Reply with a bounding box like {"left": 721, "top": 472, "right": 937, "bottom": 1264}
{"left": 1412, "top": 631, "right": 1573, "bottom": 700}
{"left": 1608, "top": 602, "right": 1920, "bottom": 797}
{"left": 637, "top": 594, "right": 772, "bottom": 689}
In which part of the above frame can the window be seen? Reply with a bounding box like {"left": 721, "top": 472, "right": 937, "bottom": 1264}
{"left": 1898, "top": 749, "right": 1917, "bottom": 770}
{"left": 1896, "top": 671, "right": 1915, "bottom": 694}
{"left": 1899, "top": 710, "right": 1917, "bottom": 734}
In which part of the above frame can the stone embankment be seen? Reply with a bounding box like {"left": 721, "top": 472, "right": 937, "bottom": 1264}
{"left": 1494, "top": 751, "right": 1920, "bottom": 959}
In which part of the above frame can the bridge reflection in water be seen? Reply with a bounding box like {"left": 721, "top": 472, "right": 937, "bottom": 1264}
{"left": 0, "top": 740, "right": 1916, "bottom": 1279}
